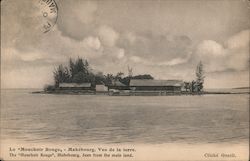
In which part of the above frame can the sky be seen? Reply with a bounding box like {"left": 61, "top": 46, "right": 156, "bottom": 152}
{"left": 1, "top": 0, "right": 249, "bottom": 89}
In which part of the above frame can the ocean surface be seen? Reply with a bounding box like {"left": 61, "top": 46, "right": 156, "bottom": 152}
{"left": 1, "top": 89, "right": 249, "bottom": 144}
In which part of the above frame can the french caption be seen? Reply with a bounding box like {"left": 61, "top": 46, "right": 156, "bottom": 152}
{"left": 8, "top": 146, "right": 136, "bottom": 159}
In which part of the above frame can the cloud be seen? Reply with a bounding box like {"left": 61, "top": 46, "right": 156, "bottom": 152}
{"left": 118, "top": 32, "right": 193, "bottom": 65}
{"left": 129, "top": 54, "right": 190, "bottom": 67}
{"left": 196, "top": 40, "right": 225, "bottom": 56}
{"left": 225, "top": 30, "right": 249, "bottom": 49}
{"left": 56, "top": 0, "right": 98, "bottom": 40}
{"left": 1, "top": 0, "right": 45, "bottom": 50}
{"left": 117, "top": 48, "right": 125, "bottom": 59}
{"left": 195, "top": 30, "right": 249, "bottom": 73}
{"left": 124, "top": 32, "right": 137, "bottom": 44}
{"left": 20, "top": 53, "right": 44, "bottom": 61}
{"left": 98, "top": 25, "right": 119, "bottom": 47}
{"left": 83, "top": 36, "right": 102, "bottom": 50}
{"left": 159, "top": 56, "right": 191, "bottom": 66}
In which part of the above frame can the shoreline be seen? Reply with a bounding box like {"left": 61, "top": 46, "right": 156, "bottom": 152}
{"left": 31, "top": 90, "right": 250, "bottom": 96}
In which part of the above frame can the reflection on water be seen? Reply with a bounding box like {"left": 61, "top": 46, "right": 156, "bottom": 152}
{"left": 1, "top": 89, "right": 249, "bottom": 144}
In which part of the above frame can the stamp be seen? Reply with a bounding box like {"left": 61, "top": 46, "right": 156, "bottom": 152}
{"left": 38, "top": 0, "right": 58, "bottom": 33}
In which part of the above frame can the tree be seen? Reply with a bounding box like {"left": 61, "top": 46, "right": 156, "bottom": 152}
{"left": 63, "top": 67, "right": 71, "bottom": 83}
{"left": 195, "top": 61, "right": 205, "bottom": 92}
{"left": 120, "top": 77, "right": 131, "bottom": 86}
{"left": 94, "top": 72, "right": 105, "bottom": 84}
{"left": 68, "top": 57, "right": 92, "bottom": 83}
{"left": 115, "top": 72, "right": 124, "bottom": 81}
{"left": 191, "top": 80, "right": 196, "bottom": 92}
{"left": 184, "top": 82, "right": 191, "bottom": 92}
{"left": 104, "top": 74, "right": 114, "bottom": 85}
{"left": 75, "top": 58, "right": 86, "bottom": 74}
{"left": 53, "top": 64, "right": 70, "bottom": 87}
{"left": 72, "top": 72, "right": 85, "bottom": 83}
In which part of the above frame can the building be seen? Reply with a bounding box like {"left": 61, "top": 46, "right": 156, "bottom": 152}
{"left": 107, "top": 80, "right": 130, "bottom": 91}
{"left": 59, "top": 83, "right": 92, "bottom": 90}
{"left": 96, "top": 84, "right": 108, "bottom": 92}
{"left": 129, "top": 79, "right": 184, "bottom": 92}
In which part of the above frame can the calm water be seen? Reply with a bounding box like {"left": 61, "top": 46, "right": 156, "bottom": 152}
{"left": 1, "top": 89, "right": 249, "bottom": 144}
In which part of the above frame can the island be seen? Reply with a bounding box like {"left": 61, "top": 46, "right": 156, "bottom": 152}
{"left": 33, "top": 57, "right": 249, "bottom": 96}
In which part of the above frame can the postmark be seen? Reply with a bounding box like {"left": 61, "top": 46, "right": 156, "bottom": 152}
{"left": 38, "top": 0, "right": 58, "bottom": 33}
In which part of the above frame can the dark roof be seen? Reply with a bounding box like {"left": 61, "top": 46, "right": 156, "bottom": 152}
{"left": 96, "top": 81, "right": 105, "bottom": 85}
{"left": 130, "top": 79, "right": 183, "bottom": 87}
{"left": 59, "top": 83, "right": 91, "bottom": 88}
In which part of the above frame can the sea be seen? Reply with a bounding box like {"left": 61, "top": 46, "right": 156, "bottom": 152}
{"left": 1, "top": 89, "right": 249, "bottom": 145}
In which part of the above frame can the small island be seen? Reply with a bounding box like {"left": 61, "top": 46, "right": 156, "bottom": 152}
{"left": 35, "top": 57, "right": 248, "bottom": 96}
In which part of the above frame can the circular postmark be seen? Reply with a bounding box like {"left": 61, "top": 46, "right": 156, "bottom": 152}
{"left": 38, "top": 0, "right": 58, "bottom": 33}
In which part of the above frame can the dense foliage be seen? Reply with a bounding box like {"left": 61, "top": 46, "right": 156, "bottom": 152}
{"left": 53, "top": 57, "right": 154, "bottom": 87}
{"left": 53, "top": 58, "right": 94, "bottom": 87}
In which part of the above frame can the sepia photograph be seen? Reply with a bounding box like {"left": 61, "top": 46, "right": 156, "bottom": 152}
{"left": 1, "top": 0, "right": 249, "bottom": 160}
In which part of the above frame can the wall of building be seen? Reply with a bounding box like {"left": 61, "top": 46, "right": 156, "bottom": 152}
{"left": 96, "top": 85, "right": 108, "bottom": 91}
{"left": 131, "top": 86, "right": 181, "bottom": 91}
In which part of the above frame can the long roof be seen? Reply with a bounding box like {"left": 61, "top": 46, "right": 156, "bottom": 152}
{"left": 59, "top": 83, "right": 91, "bottom": 88}
{"left": 130, "top": 79, "right": 183, "bottom": 87}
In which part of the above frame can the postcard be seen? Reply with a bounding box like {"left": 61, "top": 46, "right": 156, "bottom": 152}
{"left": 1, "top": 0, "right": 249, "bottom": 160}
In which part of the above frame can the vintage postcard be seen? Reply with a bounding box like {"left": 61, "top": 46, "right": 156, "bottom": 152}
{"left": 1, "top": 0, "right": 249, "bottom": 160}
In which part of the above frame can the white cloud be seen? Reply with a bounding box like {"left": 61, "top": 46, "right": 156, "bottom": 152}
{"left": 129, "top": 51, "right": 190, "bottom": 67}
{"left": 159, "top": 57, "right": 190, "bottom": 66}
{"left": 117, "top": 48, "right": 125, "bottom": 59}
{"left": 83, "top": 36, "right": 101, "bottom": 50}
{"left": 225, "top": 30, "right": 249, "bottom": 49}
{"left": 98, "top": 25, "right": 119, "bottom": 47}
{"left": 195, "top": 30, "right": 249, "bottom": 72}
{"left": 130, "top": 56, "right": 140, "bottom": 63}
{"left": 196, "top": 40, "right": 225, "bottom": 56}
{"left": 20, "top": 53, "right": 43, "bottom": 61}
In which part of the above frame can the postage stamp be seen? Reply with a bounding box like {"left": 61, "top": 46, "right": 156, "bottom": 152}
{"left": 37, "top": 0, "right": 58, "bottom": 33}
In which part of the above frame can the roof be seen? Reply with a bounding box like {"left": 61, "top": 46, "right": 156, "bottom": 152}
{"left": 110, "top": 80, "right": 126, "bottom": 86}
{"left": 130, "top": 79, "right": 183, "bottom": 87}
{"left": 59, "top": 83, "right": 91, "bottom": 88}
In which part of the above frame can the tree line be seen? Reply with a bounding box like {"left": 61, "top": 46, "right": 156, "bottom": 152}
{"left": 48, "top": 57, "right": 154, "bottom": 90}
{"left": 46, "top": 57, "right": 204, "bottom": 93}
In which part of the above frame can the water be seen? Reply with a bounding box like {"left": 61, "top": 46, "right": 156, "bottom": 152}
{"left": 1, "top": 89, "right": 249, "bottom": 144}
